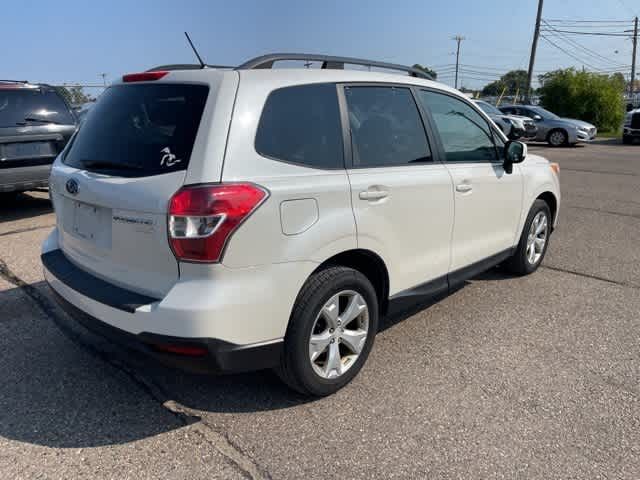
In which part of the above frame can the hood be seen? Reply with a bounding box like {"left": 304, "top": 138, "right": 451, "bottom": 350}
{"left": 501, "top": 115, "right": 524, "bottom": 128}
{"left": 523, "top": 152, "right": 549, "bottom": 166}
{"left": 561, "top": 118, "right": 595, "bottom": 129}
{"left": 505, "top": 114, "right": 533, "bottom": 122}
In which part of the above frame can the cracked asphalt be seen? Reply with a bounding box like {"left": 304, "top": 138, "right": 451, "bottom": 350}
{"left": 0, "top": 139, "right": 638, "bottom": 479}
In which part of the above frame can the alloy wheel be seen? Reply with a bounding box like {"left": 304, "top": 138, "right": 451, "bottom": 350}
{"left": 549, "top": 131, "right": 566, "bottom": 146}
{"left": 308, "top": 290, "right": 369, "bottom": 379}
{"left": 526, "top": 211, "right": 548, "bottom": 265}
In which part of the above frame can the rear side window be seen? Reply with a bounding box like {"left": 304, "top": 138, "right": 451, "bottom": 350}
{"left": 344, "top": 86, "right": 431, "bottom": 168}
{"left": 255, "top": 84, "right": 343, "bottom": 169}
{"left": 64, "top": 84, "right": 208, "bottom": 177}
{"left": 0, "top": 87, "right": 75, "bottom": 128}
{"left": 417, "top": 90, "right": 497, "bottom": 162}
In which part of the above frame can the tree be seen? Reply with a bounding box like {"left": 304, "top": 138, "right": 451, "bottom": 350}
{"left": 55, "top": 86, "right": 94, "bottom": 106}
{"left": 412, "top": 64, "right": 437, "bottom": 80}
{"left": 537, "top": 68, "right": 625, "bottom": 131}
{"left": 481, "top": 70, "right": 528, "bottom": 96}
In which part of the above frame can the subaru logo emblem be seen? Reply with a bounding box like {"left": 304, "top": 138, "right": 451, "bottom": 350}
{"left": 66, "top": 178, "right": 79, "bottom": 195}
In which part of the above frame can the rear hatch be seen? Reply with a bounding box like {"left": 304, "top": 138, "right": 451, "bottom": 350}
{"left": 49, "top": 74, "right": 231, "bottom": 298}
{"left": 0, "top": 84, "right": 76, "bottom": 168}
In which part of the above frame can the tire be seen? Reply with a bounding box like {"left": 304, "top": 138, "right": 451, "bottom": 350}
{"left": 504, "top": 199, "right": 552, "bottom": 276}
{"left": 276, "top": 266, "right": 379, "bottom": 396}
{"left": 622, "top": 134, "right": 632, "bottom": 145}
{"left": 547, "top": 129, "right": 568, "bottom": 147}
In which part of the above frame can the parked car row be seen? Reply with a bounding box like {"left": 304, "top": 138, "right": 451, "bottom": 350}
{"left": 473, "top": 100, "right": 537, "bottom": 141}
{"left": 499, "top": 104, "right": 597, "bottom": 147}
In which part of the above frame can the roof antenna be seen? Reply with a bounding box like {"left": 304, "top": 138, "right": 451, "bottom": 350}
{"left": 184, "top": 32, "right": 206, "bottom": 68}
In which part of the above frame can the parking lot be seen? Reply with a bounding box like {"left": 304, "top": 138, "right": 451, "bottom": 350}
{"left": 0, "top": 140, "right": 638, "bottom": 479}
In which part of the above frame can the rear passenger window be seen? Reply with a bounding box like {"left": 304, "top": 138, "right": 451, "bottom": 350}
{"left": 255, "top": 84, "right": 343, "bottom": 169}
{"left": 417, "top": 90, "right": 498, "bottom": 162}
{"left": 345, "top": 86, "right": 431, "bottom": 167}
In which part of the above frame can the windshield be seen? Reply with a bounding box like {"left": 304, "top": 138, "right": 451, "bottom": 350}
{"left": 63, "top": 84, "right": 209, "bottom": 177}
{"left": 530, "top": 106, "right": 559, "bottom": 120}
{"left": 0, "top": 88, "right": 75, "bottom": 127}
{"left": 475, "top": 101, "right": 502, "bottom": 116}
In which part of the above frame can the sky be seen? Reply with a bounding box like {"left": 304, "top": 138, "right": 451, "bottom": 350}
{"left": 2, "top": 0, "right": 638, "bottom": 92}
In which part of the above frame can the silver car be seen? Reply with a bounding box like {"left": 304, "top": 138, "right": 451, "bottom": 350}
{"left": 500, "top": 105, "right": 597, "bottom": 147}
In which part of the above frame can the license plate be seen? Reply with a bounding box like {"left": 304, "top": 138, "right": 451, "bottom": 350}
{"left": 0, "top": 141, "right": 55, "bottom": 161}
{"left": 73, "top": 202, "right": 101, "bottom": 241}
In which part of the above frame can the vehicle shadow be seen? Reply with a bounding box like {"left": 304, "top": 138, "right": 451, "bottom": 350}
{"left": 0, "top": 269, "right": 515, "bottom": 449}
{"left": 0, "top": 280, "right": 315, "bottom": 449}
{"left": 0, "top": 190, "right": 52, "bottom": 223}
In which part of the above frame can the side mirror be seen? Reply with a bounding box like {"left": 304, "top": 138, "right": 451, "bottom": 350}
{"left": 533, "top": 114, "right": 543, "bottom": 121}
{"left": 503, "top": 140, "right": 527, "bottom": 174}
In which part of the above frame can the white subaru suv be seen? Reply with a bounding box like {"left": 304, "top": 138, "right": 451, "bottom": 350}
{"left": 42, "top": 54, "right": 560, "bottom": 396}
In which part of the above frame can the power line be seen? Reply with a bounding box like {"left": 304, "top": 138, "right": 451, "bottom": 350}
{"left": 539, "top": 35, "right": 605, "bottom": 70}
{"left": 540, "top": 28, "right": 632, "bottom": 37}
{"left": 544, "top": 18, "right": 631, "bottom": 23}
{"left": 541, "top": 20, "right": 630, "bottom": 68}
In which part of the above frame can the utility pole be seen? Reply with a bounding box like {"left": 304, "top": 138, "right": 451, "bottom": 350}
{"left": 631, "top": 17, "right": 638, "bottom": 97}
{"left": 452, "top": 35, "right": 465, "bottom": 89}
{"left": 525, "top": 0, "right": 544, "bottom": 102}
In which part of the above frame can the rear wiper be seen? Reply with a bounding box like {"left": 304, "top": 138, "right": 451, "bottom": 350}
{"left": 20, "top": 117, "right": 65, "bottom": 125}
{"left": 81, "top": 160, "right": 144, "bottom": 171}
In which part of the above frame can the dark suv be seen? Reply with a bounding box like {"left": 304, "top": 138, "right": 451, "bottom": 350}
{"left": 0, "top": 81, "right": 77, "bottom": 193}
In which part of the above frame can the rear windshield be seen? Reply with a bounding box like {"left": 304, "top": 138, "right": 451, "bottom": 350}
{"left": 0, "top": 87, "right": 75, "bottom": 127}
{"left": 63, "top": 84, "right": 209, "bottom": 177}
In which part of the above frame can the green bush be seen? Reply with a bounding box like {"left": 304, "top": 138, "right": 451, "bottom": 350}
{"left": 538, "top": 69, "right": 625, "bottom": 132}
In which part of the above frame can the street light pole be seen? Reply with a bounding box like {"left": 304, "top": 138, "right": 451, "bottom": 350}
{"left": 526, "top": 0, "right": 544, "bottom": 102}
{"left": 631, "top": 17, "right": 638, "bottom": 97}
{"left": 452, "top": 35, "right": 465, "bottom": 89}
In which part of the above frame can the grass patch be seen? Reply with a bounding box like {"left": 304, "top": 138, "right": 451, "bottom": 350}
{"left": 597, "top": 129, "right": 621, "bottom": 138}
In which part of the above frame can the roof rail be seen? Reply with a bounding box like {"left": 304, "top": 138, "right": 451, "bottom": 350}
{"left": 0, "top": 79, "right": 29, "bottom": 84}
{"left": 236, "top": 53, "right": 434, "bottom": 80}
{"left": 146, "top": 64, "right": 233, "bottom": 72}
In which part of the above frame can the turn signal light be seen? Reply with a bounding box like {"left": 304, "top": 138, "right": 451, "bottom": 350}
{"left": 550, "top": 163, "right": 560, "bottom": 175}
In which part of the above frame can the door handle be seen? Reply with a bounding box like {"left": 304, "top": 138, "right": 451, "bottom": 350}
{"left": 359, "top": 189, "right": 389, "bottom": 200}
{"left": 456, "top": 183, "right": 472, "bottom": 193}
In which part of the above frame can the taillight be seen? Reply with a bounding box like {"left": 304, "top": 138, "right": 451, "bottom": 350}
{"left": 168, "top": 183, "right": 268, "bottom": 263}
{"left": 122, "top": 71, "right": 169, "bottom": 82}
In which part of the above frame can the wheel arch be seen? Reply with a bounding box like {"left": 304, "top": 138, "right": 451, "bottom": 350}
{"left": 536, "top": 191, "right": 558, "bottom": 227}
{"left": 311, "top": 249, "right": 390, "bottom": 315}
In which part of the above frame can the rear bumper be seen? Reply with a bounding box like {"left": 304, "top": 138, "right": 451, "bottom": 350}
{"left": 40, "top": 228, "right": 308, "bottom": 374}
{"left": 50, "top": 289, "right": 282, "bottom": 374}
{"left": 0, "top": 163, "right": 51, "bottom": 192}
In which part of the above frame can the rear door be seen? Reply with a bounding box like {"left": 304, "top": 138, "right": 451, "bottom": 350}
{"left": 49, "top": 80, "right": 216, "bottom": 298}
{"left": 415, "top": 89, "right": 523, "bottom": 274}
{"left": 341, "top": 84, "right": 454, "bottom": 295}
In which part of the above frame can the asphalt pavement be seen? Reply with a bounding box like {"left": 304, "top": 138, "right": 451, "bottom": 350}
{"left": 0, "top": 139, "right": 638, "bottom": 479}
